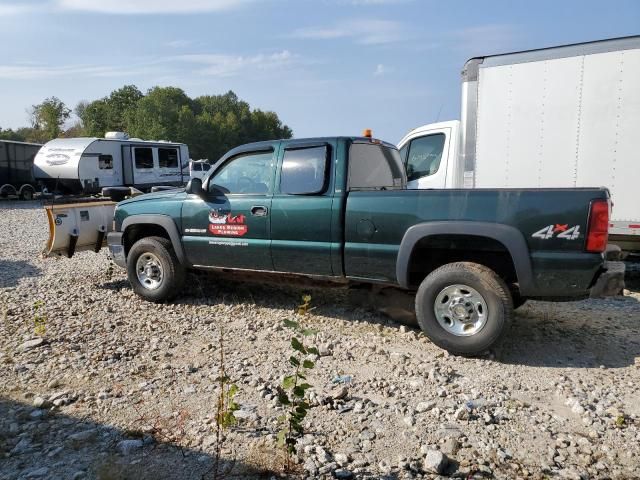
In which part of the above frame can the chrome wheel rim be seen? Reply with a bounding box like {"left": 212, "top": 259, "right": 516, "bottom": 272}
{"left": 434, "top": 284, "right": 488, "bottom": 337}
{"left": 136, "top": 253, "right": 164, "bottom": 290}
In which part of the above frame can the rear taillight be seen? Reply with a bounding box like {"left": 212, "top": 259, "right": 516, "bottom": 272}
{"left": 586, "top": 199, "right": 609, "bottom": 253}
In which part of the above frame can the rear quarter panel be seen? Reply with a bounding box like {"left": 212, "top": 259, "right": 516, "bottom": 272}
{"left": 345, "top": 188, "right": 608, "bottom": 295}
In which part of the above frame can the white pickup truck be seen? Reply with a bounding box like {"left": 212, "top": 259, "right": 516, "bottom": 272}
{"left": 398, "top": 35, "right": 640, "bottom": 255}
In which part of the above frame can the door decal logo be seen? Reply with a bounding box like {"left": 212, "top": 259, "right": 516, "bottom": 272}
{"left": 208, "top": 209, "right": 248, "bottom": 236}
{"left": 532, "top": 224, "right": 580, "bottom": 240}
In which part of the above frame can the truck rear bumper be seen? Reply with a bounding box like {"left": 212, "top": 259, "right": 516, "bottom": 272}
{"left": 590, "top": 261, "right": 626, "bottom": 298}
{"left": 107, "top": 232, "right": 126, "bottom": 268}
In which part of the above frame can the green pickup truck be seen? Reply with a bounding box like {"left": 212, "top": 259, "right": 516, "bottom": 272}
{"left": 107, "top": 135, "right": 614, "bottom": 355}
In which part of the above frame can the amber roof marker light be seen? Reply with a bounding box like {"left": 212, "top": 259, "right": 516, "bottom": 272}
{"left": 362, "top": 129, "right": 372, "bottom": 138}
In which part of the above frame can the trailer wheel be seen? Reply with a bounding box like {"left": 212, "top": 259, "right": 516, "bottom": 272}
{"left": 415, "top": 262, "right": 513, "bottom": 356}
{"left": 127, "top": 236, "right": 185, "bottom": 303}
{"left": 19, "top": 186, "right": 35, "bottom": 201}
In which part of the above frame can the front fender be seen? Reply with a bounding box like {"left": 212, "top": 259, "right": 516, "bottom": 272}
{"left": 121, "top": 214, "right": 189, "bottom": 266}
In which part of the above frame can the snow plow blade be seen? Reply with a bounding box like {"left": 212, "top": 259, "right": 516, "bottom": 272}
{"left": 44, "top": 201, "right": 117, "bottom": 258}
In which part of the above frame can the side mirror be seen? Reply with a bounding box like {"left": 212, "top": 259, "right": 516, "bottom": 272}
{"left": 185, "top": 178, "right": 203, "bottom": 196}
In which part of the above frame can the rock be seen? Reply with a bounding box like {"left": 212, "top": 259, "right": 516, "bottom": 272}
{"left": 20, "top": 338, "right": 45, "bottom": 351}
{"left": 416, "top": 401, "right": 436, "bottom": 413}
{"left": 335, "top": 453, "right": 350, "bottom": 466}
{"left": 304, "top": 457, "right": 318, "bottom": 475}
{"left": 24, "top": 467, "right": 49, "bottom": 478}
{"left": 423, "top": 449, "right": 448, "bottom": 474}
{"left": 332, "top": 386, "right": 348, "bottom": 401}
{"left": 359, "top": 429, "right": 376, "bottom": 441}
{"left": 319, "top": 343, "right": 333, "bottom": 356}
{"left": 10, "top": 437, "right": 32, "bottom": 454}
{"left": 117, "top": 439, "right": 144, "bottom": 455}
{"left": 47, "top": 378, "right": 62, "bottom": 389}
{"left": 441, "top": 437, "right": 460, "bottom": 455}
{"left": 403, "top": 415, "right": 415, "bottom": 427}
{"left": 68, "top": 429, "right": 98, "bottom": 448}
{"left": 33, "top": 396, "right": 50, "bottom": 409}
{"left": 315, "top": 446, "right": 331, "bottom": 463}
{"left": 334, "top": 468, "right": 354, "bottom": 479}
{"left": 437, "top": 387, "right": 447, "bottom": 398}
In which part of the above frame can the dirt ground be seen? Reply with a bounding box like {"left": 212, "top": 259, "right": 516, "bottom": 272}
{"left": 1, "top": 200, "right": 639, "bottom": 480}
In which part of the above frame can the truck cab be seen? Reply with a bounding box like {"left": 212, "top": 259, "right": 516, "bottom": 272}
{"left": 397, "top": 120, "right": 461, "bottom": 190}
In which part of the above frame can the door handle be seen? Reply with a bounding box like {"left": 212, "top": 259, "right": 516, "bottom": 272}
{"left": 251, "top": 205, "right": 268, "bottom": 217}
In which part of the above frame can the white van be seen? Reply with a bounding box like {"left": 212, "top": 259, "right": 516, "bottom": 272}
{"left": 33, "top": 132, "right": 189, "bottom": 194}
{"left": 398, "top": 36, "right": 640, "bottom": 254}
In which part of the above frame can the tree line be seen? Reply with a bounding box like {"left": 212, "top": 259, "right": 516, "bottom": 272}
{"left": 0, "top": 86, "right": 293, "bottom": 161}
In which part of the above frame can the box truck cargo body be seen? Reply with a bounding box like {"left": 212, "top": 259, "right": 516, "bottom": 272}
{"left": 398, "top": 36, "right": 640, "bottom": 253}
{"left": 0, "top": 140, "right": 42, "bottom": 200}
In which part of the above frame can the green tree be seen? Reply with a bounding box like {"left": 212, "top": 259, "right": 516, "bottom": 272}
{"left": 30, "top": 97, "right": 70, "bottom": 140}
{"left": 0, "top": 127, "right": 26, "bottom": 141}
{"left": 106, "top": 85, "right": 143, "bottom": 131}
{"left": 126, "top": 86, "right": 193, "bottom": 142}
{"left": 80, "top": 99, "right": 110, "bottom": 137}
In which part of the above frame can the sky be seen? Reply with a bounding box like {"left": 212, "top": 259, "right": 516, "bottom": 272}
{"left": 0, "top": 0, "right": 639, "bottom": 143}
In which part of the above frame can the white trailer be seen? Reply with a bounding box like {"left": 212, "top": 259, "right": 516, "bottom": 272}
{"left": 33, "top": 132, "right": 189, "bottom": 195}
{"left": 398, "top": 36, "right": 640, "bottom": 254}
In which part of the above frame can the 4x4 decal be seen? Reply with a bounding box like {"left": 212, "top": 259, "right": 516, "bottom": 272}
{"left": 532, "top": 224, "right": 581, "bottom": 240}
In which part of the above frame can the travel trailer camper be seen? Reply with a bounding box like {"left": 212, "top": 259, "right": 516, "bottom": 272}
{"left": 33, "top": 132, "right": 189, "bottom": 194}
{"left": 398, "top": 36, "right": 640, "bottom": 253}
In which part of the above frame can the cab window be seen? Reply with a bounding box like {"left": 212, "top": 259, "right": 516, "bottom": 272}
{"left": 280, "top": 146, "right": 328, "bottom": 195}
{"left": 405, "top": 134, "right": 445, "bottom": 181}
{"left": 209, "top": 151, "right": 273, "bottom": 195}
{"left": 348, "top": 143, "right": 405, "bottom": 190}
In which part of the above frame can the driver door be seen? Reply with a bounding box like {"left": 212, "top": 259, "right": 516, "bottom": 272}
{"left": 181, "top": 147, "right": 277, "bottom": 271}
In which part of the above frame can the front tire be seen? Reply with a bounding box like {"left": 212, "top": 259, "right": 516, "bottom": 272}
{"left": 127, "top": 236, "right": 185, "bottom": 303}
{"left": 415, "top": 262, "right": 513, "bottom": 356}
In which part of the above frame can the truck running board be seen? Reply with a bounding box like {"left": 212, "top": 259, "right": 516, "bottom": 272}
{"left": 44, "top": 201, "right": 117, "bottom": 258}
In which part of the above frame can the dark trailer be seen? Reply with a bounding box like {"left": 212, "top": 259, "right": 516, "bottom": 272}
{"left": 0, "top": 140, "right": 42, "bottom": 200}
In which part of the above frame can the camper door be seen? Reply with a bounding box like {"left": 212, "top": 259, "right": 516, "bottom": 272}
{"left": 157, "top": 146, "right": 183, "bottom": 184}
{"left": 132, "top": 146, "right": 157, "bottom": 187}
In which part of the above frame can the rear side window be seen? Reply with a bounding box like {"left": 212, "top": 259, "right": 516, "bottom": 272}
{"left": 280, "top": 146, "right": 328, "bottom": 195}
{"left": 159, "top": 148, "right": 178, "bottom": 168}
{"left": 348, "top": 143, "right": 405, "bottom": 190}
{"left": 405, "top": 133, "right": 445, "bottom": 181}
{"left": 134, "top": 148, "right": 154, "bottom": 169}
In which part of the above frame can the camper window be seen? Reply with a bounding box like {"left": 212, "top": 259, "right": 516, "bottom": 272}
{"left": 98, "top": 155, "right": 113, "bottom": 170}
{"left": 134, "top": 148, "right": 154, "bottom": 169}
{"left": 159, "top": 148, "right": 178, "bottom": 168}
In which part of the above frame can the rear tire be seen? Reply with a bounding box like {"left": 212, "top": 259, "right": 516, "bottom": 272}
{"left": 415, "top": 262, "right": 513, "bottom": 356}
{"left": 127, "top": 236, "right": 185, "bottom": 303}
{"left": 20, "top": 186, "right": 35, "bottom": 200}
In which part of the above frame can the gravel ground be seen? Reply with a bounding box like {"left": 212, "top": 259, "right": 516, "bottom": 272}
{"left": 1, "top": 200, "right": 639, "bottom": 480}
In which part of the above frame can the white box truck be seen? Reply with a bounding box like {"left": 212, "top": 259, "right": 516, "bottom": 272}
{"left": 398, "top": 36, "right": 640, "bottom": 254}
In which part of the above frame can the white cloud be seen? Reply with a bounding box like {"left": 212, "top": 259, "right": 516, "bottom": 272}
{"left": 0, "top": 3, "right": 38, "bottom": 16}
{"left": 0, "top": 63, "right": 152, "bottom": 80}
{"left": 291, "top": 19, "right": 407, "bottom": 45}
{"left": 0, "top": 50, "right": 297, "bottom": 80}
{"left": 55, "top": 0, "right": 252, "bottom": 14}
{"left": 175, "top": 50, "right": 294, "bottom": 77}
{"left": 165, "top": 39, "right": 193, "bottom": 48}
{"left": 373, "top": 63, "right": 392, "bottom": 76}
